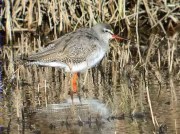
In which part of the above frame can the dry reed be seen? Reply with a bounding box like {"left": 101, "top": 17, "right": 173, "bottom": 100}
{"left": 1, "top": 0, "right": 180, "bottom": 133}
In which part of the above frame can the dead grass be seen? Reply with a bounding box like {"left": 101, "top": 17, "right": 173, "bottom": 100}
{"left": 1, "top": 0, "right": 180, "bottom": 133}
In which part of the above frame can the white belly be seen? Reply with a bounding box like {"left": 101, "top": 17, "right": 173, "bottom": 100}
{"left": 28, "top": 49, "right": 106, "bottom": 73}
{"left": 68, "top": 49, "right": 106, "bottom": 72}
{"left": 86, "top": 49, "right": 106, "bottom": 68}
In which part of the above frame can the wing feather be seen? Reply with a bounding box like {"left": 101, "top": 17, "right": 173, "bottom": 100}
{"left": 27, "top": 28, "right": 101, "bottom": 65}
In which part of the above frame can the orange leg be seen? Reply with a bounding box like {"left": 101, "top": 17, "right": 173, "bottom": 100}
{"left": 71, "top": 73, "right": 78, "bottom": 93}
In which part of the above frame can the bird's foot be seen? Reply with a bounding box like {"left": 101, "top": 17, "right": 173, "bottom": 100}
{"left": 68, "top": 90, "right": 82, "bottom": 104}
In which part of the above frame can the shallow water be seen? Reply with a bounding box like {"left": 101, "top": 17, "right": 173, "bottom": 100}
{"left": 1, "top": 31, "right": 180, "bottom": 134}
{"left": 1, "top": 71, "right": 180, "bottom": 134}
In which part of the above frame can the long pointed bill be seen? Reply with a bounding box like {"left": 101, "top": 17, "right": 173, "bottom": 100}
{"left": 112, "top": 34, "right": 129, "bottom": 42}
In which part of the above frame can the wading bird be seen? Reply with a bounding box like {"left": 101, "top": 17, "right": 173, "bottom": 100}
{"left": 23, "top": 23, "right": 124, "bottom": 94}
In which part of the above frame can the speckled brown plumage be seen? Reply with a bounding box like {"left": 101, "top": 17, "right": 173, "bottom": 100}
{"left": 23, "top": 23, "right": 116, "bottom": 72}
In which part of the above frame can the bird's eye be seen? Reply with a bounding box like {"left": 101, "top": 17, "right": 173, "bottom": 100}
{"left": 103, "top": 28, "right": 108, "bottom": 33}
{"left": 103, "top": 28, "right": 113, "bottom": 35}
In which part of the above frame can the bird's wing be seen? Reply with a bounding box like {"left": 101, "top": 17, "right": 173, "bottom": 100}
{"left": 27, "top": 28, "right": 101, "bottom": 64}
{"left": 27, "top": 31, "right": 73, "bottom": 60}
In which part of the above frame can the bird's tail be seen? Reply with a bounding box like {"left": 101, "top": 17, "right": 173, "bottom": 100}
{"left": 14, "top": 54, "right": 31, "bottom": 66}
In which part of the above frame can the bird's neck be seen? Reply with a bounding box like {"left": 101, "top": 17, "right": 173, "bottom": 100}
{"left": 91, "top": 28, "right": 110, "bottom": 49}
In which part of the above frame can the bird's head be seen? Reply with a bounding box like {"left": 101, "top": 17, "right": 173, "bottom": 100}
{"left": 92, "top": 23, "right": 124, "bottom": 43}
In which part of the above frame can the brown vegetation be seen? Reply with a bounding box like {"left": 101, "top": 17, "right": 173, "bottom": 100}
{"left": 1, "top": 0, "right": 180, "bottom": 133}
